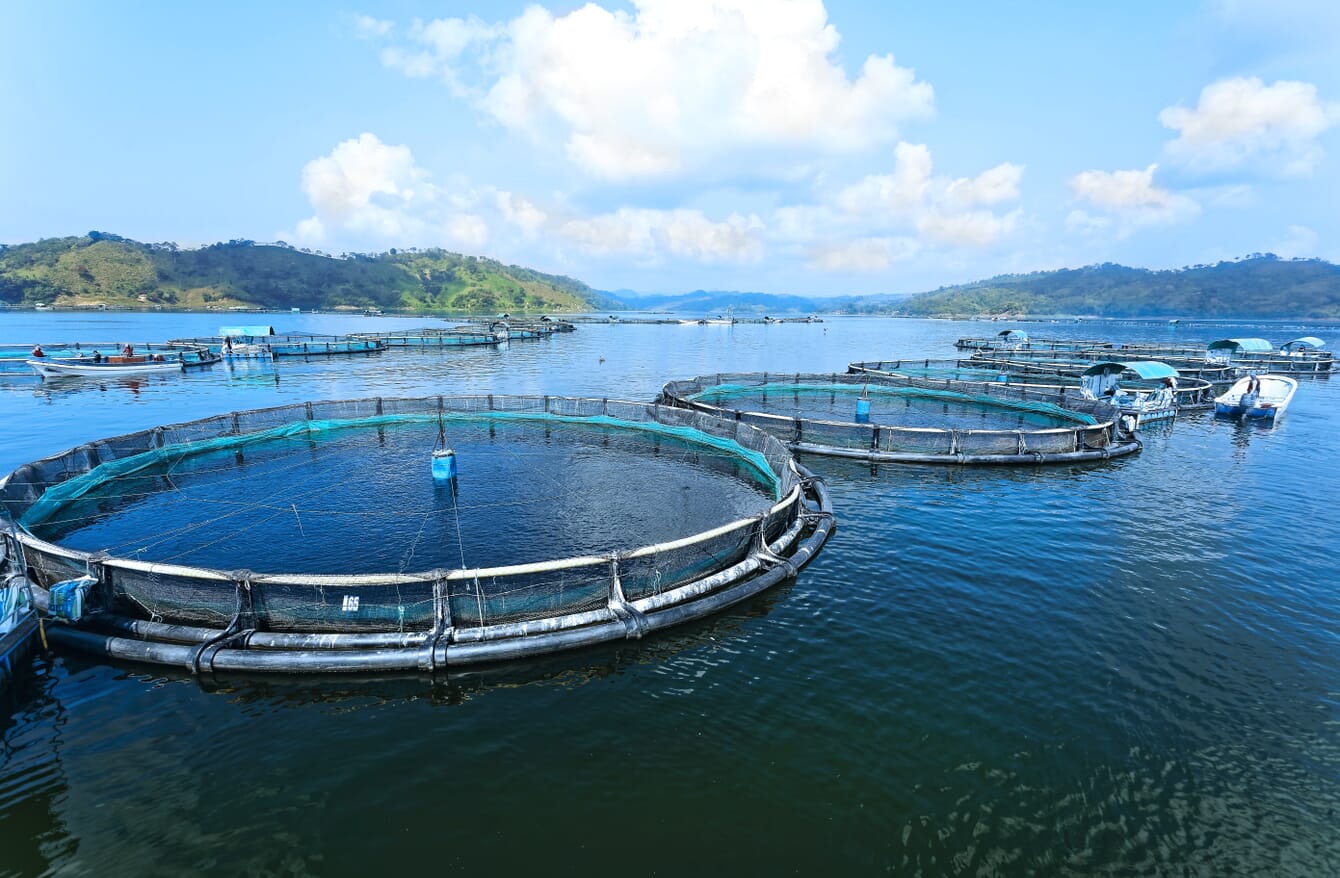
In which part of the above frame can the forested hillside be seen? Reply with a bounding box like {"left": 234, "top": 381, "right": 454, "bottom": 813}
{"left": 0, "top": 233, "right": 604, "bottom": 313}
{"left": 894, "top": 256, "right": 1340, "bottom": 319}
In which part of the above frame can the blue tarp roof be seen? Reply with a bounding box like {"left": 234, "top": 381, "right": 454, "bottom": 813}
{"left": 1207, "top": 337, "right": 1273, "bottom": 352}
{"left": 1082, "top": 361, "right": 1180, "bottom": 379}
{"left": 219, "top": 325, "right": 275, "bottom": 337}
{"left": 1282, "top": 336, "right": 1325, "bottom": 350}
{"left": 998, "top": 329, "right": 1028, "bottom": 340}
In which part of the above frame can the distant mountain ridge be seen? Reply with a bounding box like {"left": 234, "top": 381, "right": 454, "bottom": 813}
{"left": 2, "top": 234, "right": 1335, "bottom": 319}
{"left": 892, "top": 255, "right": 1340, "bottom": 319}
{"left": 0, "top": 232, "right": 606, "bottom": 313}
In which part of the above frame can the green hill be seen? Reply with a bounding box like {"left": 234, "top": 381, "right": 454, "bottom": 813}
{"left": 0, "top": 232, "right": 607, "bottom": 313}
{"left": 894, "top": 256, "right": 1340, "bottom": 319}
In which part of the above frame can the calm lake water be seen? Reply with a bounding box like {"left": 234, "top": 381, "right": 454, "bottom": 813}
{"left": 1, "top": 312, "right": 1338, "bottom": 876}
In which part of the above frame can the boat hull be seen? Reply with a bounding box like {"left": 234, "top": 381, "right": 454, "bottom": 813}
{"left": 1213, "top": 374, "right": 1296, "bottom": 420}
{"left": 28, "top": 359, "right": 186, "bottom": 377}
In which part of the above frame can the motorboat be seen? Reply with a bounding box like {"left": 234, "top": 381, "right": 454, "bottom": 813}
{"left": 1080, "top": 361, "right": 1182, "bottom": 426}
{"left": 1214, "top": 374, "right": 1297, "bottom": 420}
{"left": 27, "top": 351, "right": 217, "bottom": 377}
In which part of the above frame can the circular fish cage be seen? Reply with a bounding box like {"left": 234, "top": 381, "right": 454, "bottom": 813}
{"left": 660, "top": 373, "right": 1141, "bottom": 464}
{"left": 0, "top": 396, "right": 833, "bottom": 674}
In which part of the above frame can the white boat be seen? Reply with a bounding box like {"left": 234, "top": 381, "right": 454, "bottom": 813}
{"left": 28, "top": 355, "right": 188, "bottom": 377}
{"left": 1080, "top": 361, "right": 1182, "bottom": 426}
{"left": 1214, "top": 374, "right": 1297, "bottom": 420}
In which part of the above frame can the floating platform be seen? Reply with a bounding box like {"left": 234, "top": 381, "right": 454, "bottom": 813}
{"left": 660, "top": 372, "right": 1141, "bottom": 465}
{"left": 169, "top": 333, "right": 384, "bottom": 358}
{"left": 1, "top": 395, "right": 833, "bottom": 674}
{"left": 350, "top": 327, "right": 502, "bottom": 348}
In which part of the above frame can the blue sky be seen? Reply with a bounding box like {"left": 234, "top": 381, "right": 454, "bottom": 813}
{"left": 3, "top": 1, "right": 1337, "bottom": 295}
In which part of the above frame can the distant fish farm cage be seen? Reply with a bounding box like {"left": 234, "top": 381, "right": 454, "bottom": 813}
{"left": 168, "top": 333, "right": 384, "bottom": 358}
{"left": 965, "top": 351, "right": 1239, "bottom": 387}
{"left": 0, "top": 396, "right": 832, "bottom": 674}
{"left": 953, "top": 331, "right": 1114, "bottom": 353}
{"left": 1116, "top": 338, "right": 1334, "bottom": 375}
{"left": 349, "top": 327, "right": 503, "bottom": 348}
{"left": 475, "top": 320, "right": 552, "bottom": 340}
{"left": 957, "top": 334, "right": 1333, "bottom": 375}
{"left": 849, "top": 359, "right": 1215, "bottom": 410}
{"left": 660, "top": 373, "right": 1140, "bottom": 464}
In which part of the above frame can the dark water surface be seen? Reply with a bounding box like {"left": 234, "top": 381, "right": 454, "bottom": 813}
{"left": 2, "top": 313, "right": 1338, "bottom": 876}
{"left": 28, "top": 420, "right": 774, "bottom": 573}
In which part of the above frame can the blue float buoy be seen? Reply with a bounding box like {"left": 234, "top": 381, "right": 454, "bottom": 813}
{"left": 431, "top": 448, "right": 457, "bottom": 481}
{"left": 855, "top": 397, "right": 871, "bottom": 423}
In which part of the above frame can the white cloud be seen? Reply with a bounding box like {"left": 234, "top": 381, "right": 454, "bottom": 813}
{"left": 1272, "top": 224, "right": 1318, "bottom": 258}
{"left": 449, "top": 214, "right": 489, "bottom": 249}
{"left": 836, "top": 142, "right": 933, "bottom": 216}
{"left": 829, "top": 142, "right": 1023, "bottom": 248}
{"left": 1068, "top": 164, "right": 1200, "bottom": 229}
{"left": 1064, "top": 210, "right": 1111, "bottom": 235}
{"left": 943, "top": 162, "right": 1024, "bottom": 210}
{"left": 808, "top": 237, "right": 920, "bottom": 272}
{"left": 1160, "top": 77, "right": 1340, "bottom": 175}
{"left": 299, "top": 133, "right": 427, "bottom": 239}
{"left": 354, "top": 15, "right": 393, "bottom": 39}
{"left": 557, "top": 208, "right": 762, "bottom": 262}
{"left": 372, "top": 0, "right": 934, "bottom": 180}
{"left": 496, "top": 192, "right": 547, "bottom": 232}
{"left": 917, "top": 209, "right": 1020, "bottom": 247}
{"left": 289, "top": 133, "right": 491, "bottom": 249}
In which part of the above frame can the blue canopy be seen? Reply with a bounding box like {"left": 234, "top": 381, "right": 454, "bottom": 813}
{"left": 219, "top": 325, "right": 275, "bottom": 337}
{"left": 1082, "top": 360, "right": 1179, "bottom": 379}
{"left": 1207, "top": 337, "right": 1273, "bottom": 353}
{"left": 997, "top": 329, "right": 1028, "bottom": 341}
{"left": 1282, "top": 336, "right": 1325, "bottom": 351}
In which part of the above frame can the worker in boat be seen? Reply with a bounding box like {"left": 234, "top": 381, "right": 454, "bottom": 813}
{"left": 122, "top": 343, "right": 134, "bottom": 358}
{"left": 1243, "top": 371, "right": 1261, "bottom": 407}
{"left": 222, "top": 335, "right": 233, "bottom": 353}
{"left": 92, "top": 350, "right": 103, "bottom": 363}
{"left": 31, "top": 345, "right": 45, "bottom": 358}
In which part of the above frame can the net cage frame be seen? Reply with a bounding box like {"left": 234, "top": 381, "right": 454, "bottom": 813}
{"left": 0, "top": 395, "right": 834, "bottom": 674}
{"left": 963, "top": 351, "right": 1240, "bottom": 387}
{"left": 659, "top": 372, "right": 1142, "bottom": 465}
{"left": 848, "top": 359, "right": 1216, "bottom": 410}
{"left": 953, "top": 336, "right": 1115, "bottom": 353}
